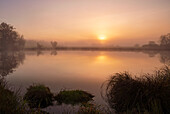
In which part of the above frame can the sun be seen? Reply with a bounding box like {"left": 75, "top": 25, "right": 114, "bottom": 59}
{"left": 98, "top": 35, "right": 106, "bottom": 40}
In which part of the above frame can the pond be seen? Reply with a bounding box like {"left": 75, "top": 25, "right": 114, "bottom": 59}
{"left": 1, "top": 50, "right": 169, "bottom": 113}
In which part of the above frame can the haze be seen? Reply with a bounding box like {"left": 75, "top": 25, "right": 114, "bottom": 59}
{"left": 0, "top": 0, "right": 170, "bottom": 46}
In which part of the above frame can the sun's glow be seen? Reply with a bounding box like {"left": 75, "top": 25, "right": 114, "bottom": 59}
{"left": 98, "top": 35, "right": 106, "bottom": 40}
{"left": 96, "top": 55, "right": 107, "bottom": 63}
{"left": 97, "top": 55, "right": 106, "bottom": 60}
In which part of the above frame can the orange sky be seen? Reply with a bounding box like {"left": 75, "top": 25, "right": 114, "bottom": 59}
{"left": 0, "top": 0, "right": 170, "bottom": 46}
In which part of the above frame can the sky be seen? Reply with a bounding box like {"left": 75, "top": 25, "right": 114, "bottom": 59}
{"left": 0, "top": 0, "right": 170, "bottom": 46}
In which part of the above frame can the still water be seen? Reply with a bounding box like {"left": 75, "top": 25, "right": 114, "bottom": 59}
{"left": 1, "top": 50, "right": 169, "bottom": 112}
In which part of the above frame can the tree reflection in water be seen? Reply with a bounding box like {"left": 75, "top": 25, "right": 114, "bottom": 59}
{"left": 159, "top": 51, "right": 170, "bottom": 66}
{"left": 37, "top": 50, "right": 43, "bottom": 56}
{"left": 143, "top": 51, "right": 170, "bottom": 66}
{"left": 0, "top": 51, "right": 25, "bottom": 77}
{"left": 51, "top": 50, "right": 57, "bottom": 56}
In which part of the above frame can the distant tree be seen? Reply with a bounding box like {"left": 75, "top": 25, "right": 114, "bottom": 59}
{"left": 37, "top": 43, "right": 43, "bottom": 50}
{"left": 17, "top": 35, "right": 25, "bottom": 50}
{"left": 51, "top": 41, "right": 57, "bottom": 49}
{"left": 0, "top": 22, "right": 25, "bottom": 50}
{"left": 142, "top": 41, "right": 159, "bottom": 49}
{"left": 134, "top": 44, "right": 140, "bottom": 48}
{"left": 160, "top": 33, "right": 170, "bottom": 48}
{"left": 149, "top": 41, "right": 156, "bottom": 45}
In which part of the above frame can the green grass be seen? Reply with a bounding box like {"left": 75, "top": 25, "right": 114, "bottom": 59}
{"left": 55, "top": 90, "right": 94, "bottom": 105}
{"left": 105, "top": 66, "right": 170, "bottom": 113}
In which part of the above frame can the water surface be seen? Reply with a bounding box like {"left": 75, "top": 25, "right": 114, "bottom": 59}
{"left": 1, "top": 50, "right": 169, "bottom": 112}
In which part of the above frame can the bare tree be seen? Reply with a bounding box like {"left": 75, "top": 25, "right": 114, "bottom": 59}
{"left": 51, "top": 41, "right": 57, "bottom": 49}
{"left": 37, "top": 43, "right": 43, "bottom": 50}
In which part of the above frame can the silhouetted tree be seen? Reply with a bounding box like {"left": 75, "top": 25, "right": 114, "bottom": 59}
{"left": 37, "top": 43, "right": 43, "bottom": 50}
{"left": 17, "top": 35, "right": 25, "bottom": 50}
{"left": 0, "top": 22, "right": 25, "bottom": 50}
{"left": 51, "top": 41, "right": 57, "bottom": 49}
{"left": 134, "top": 44, "right": 140, "bottom": 48}
{"left": 160, "top": 33, "right": 170, "bottom": 49}
{"left": 142, "top": 41, "right": 159, "bottom": 49}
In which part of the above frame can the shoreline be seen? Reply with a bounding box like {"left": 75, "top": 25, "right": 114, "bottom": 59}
{"left": 24, "top": 46, "right": 170, "bottom": 51}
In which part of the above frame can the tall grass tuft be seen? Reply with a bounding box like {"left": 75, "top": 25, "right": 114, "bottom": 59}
{"left": 105, "top": 66, "right": 170, "bottom": 113}
{"left": 0, "top": 79, "right": 27, "bottom": 113}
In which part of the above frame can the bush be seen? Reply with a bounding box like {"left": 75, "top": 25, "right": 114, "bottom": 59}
{"left": 105, "top": 66, "right": 170, "bottom": 113}
{"left": 24, "top": 84, "right": 54, "bottom": 108}
{"left": 55, "top": 90, "right": 94, "bottom": 105}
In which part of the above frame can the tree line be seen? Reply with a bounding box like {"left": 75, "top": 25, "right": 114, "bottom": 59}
{"left": 0, "top": 22, "right": 169, "bottom": 50}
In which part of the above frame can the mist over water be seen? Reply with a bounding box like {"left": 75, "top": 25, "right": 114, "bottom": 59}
{"left": 3, "top": 51, "right": 168, "bottom": 105}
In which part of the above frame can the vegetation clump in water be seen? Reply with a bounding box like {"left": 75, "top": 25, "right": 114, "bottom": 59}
{"left": 24, "top": 84, "right": 54, "bottom": 108}
{"left": 55, "top": 90, "right": 94, "bottom": 105}
{"left": 105, "top": 66, "right": 170, "bottom": 113}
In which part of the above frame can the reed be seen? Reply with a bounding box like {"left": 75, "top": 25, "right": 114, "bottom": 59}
{"left": 105, "top": 66, "right": 170, "bottom": 113}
